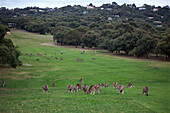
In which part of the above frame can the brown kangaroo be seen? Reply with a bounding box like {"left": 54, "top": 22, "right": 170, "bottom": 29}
{"left": 117, "top": 85, "right": 124, "bottom": 95}
{"left": 126, "top": 83, "right": 135, "bottom": 88}
{"left": 83, "top": 84, "right": 88, "bottom": 92}
{"left": 79, "top": 78, "right": 84, "bottom": 84}
{"left": 42, "top": 85, "right": 49, "bottom": 92}
{"left": 87, "top": 85, "right": 101, "bottom": 95}
{"left": 113, "top": 82, "right": 118, "bottom": 89}
{"left": 1, "top": 80, "right": 6, "bottom": 87}
{"left": 67, "top": 85, "right": 73, "bottom": 92}
{"left": 105, "top": 83, "right": 109, "bottom": 88}
{"left": 76, "top": 83, "right": 81, "bottom": 91}
{"left": 143, "top": 87, "right": 149, "bottom": 96}
{"left": 74, "top": 86, "right": 78, "bottom": 92}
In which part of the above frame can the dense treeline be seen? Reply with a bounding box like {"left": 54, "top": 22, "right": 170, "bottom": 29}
{"left": 0, "top": 23, "right": 22, "bottom": 68}
{"left": 0, "top": 2, "right": 169, "bottom": 59}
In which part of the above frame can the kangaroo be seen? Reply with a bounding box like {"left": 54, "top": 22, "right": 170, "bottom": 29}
{"left": 67, "top": 85, "right": 73, "bottom": 92}
{"left": 74, "top": 86, "right": 78, "bottom": 92}
{"left": 143, "top": 87, "right": 149, "bottom": 96}
{"left": 126, "top": 83, "right": 135, "bottom": 88}
{"left": 83, "top": 84, "right": 88, "bottom": 92}
{"left": 98, "top": 83, "right": 105, "bottom": 87}
{"left": 113, "top": 82, "right": 118, "bottom": 89}
{"left": 52, "top": 83, "right": 55, "bottom": 87}
{"left": 105, "top": 83, "right": 109, "bottom": 88}
{"left": 79, "top": 78, "right": 84, "bottom": 84}
{"left": 87, "top": 85, "right": 96, "bottom": 95}
{"left": 1, "top": 80, "right": 6, "bottom": 87}
{"left": 42, "top": 85, "right": 49, "bottom": 92}
{"left": 76, "top": 83, "right": 81, "bottom": 91}
{"left": 117, "top": 85, "right": 124, "bottom": 95}
{"left": 87, "top": 85, "right": 101, "bottom": 95}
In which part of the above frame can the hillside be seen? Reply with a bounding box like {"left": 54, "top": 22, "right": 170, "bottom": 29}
{"left": 0, "top": 30, "right": 169, "bottom": 112}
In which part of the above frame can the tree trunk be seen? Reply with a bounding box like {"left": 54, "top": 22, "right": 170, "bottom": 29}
{"left": 146, "top": 53, "right": 150, "bottom": 59}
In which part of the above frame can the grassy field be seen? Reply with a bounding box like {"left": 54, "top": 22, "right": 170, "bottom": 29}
{"left": 0, "top": 30, "right": 170, "bottom": 113}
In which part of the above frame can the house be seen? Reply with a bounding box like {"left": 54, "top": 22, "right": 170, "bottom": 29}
{"left": 148, "top": 17, "right": 154, "bottom": 19}
{"left": 83, "top": 11, "right": 88, "bottom": 14}
{"left": 106, "top": 8, "right": 112, "bottom": 11}
{"left": 156, "top": 25, "right": 162, "bottom": 27}
{"left": 87, "top": 6, "right": 94, "bottom": 10}
{"left": 13, "top": 15, "right": 17, "bottom": 17}
{"left": 138, "top": 7, "right": 146, "bottom": 10}
{"left": 108, "top": 17, "right": 112, "bottom": 21}
{"left": 114, "top": 15, "right": 120, "bottom": 18}
{"left": 153, "top": 8, "right": 159, "bottom": 12}
{"left": 154, "top": 21, "right": 162, "bottom": 24}
{"left": 39, "top": 9, "right": 45, "bottom": 12}
{"left": 29, "top": 9, "right": 37, "bottom": 12}
{"left": 21, "top": 14, "right": 28, "bottom": 17}
{"left": 101, "top": 7, "right": 104, "bottom": 10}
{"left": 8, "top": 23, "right": 14, "bottom": 28}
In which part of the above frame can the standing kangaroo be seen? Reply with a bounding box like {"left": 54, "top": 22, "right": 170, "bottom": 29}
{"left": 79, "top": 78, "right": 84, "bottom": 84}
{"left": 1, "top": 80, "right": 6, "bottom": 87}
{"left": 113, "top": 82, "right": 118, "bottom": 89}
{"left": 67, "top": 85, "right": 73, "bottom": 92}
{"left": 83, "top": 84, "right": 88, "bottom": 92}
{"left": 117, "top": 85, "right": 124, "bottom": 95}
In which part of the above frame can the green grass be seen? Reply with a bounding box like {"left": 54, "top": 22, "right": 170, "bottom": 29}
{"left": 0, "top": 30, "right": 170, "bottom": 113}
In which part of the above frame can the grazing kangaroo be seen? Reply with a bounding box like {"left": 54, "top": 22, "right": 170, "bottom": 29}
{"left": 1, "top": 80, "right": 6, "bottom": 87}
{"left": 87, "top": 85, "right": 96, "bottom": 95}
{"left": 42, "top": 85, "right": 49, "bottom": 92}
{"left": 87, "top": 85, "right": 101, "bottom": 95}
{"left": 79, "top": 78, "right": 84, "bottom": 84}
{"left": 67, "top": 85, "right": 73, "bottom": 92}
{"left": 52, "top": 83, "right": 55, "bottom": 87}
{"left": 76, "top": 83, "right": 81, "bottom": 91}
{"left": 105, "top": 83, "right": 109, "bottom": 88}
{"left": 143, "top": 87, "right": 149, "bottom": 96}
{"left": 98, "top": 83, "right": 105, "bottom": 87}
{"left": 113, "top": 82, "right": 118, "bottom": 89}
{"left": 117, "top": 85, "right": 124, "bottom": 95}
{"left": 74, "top": 86, "right": 78, "bottom": 92}
{"left": 83, "top": 84, "right": 88, "bottom": 92}
{"left": 126, "top": 83, "right": 135, "bottom": 88}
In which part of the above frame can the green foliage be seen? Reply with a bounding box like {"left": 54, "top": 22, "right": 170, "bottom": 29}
{"left": 0, "top": 24, "right": 22, "bottom": 68}
{"left": 134, "top": 36, "right": 157, "bottom": 58}
{"left": 0, "top": 4, "right": 169, "bottom": 58}
{"left": 0, "top": 24, "right": 6, "bottom": 39}
{"left": 64, "top": 29, "right": 81, "bottom": 47}
{"left": 156, "top": 34, "right": 170, "bottom": 58}
{"left": 82, "top": 31, "right": 97, "bottom": 48}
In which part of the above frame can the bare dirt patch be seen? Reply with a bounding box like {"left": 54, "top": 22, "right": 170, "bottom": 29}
{"left": 23, "top": 63, "right": 32, "bottom": 66}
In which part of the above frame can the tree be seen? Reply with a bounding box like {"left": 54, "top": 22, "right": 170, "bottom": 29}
{"left": 82, "top": 31, "right": 97, "bottom": 48}
{"left": 133, "top": 36, "right": 157, "bottom": 58}
{"left": 156, "top": 34, "right": 170, "bottom": 59}
{"left": 0, "top": 23, "right": 22, "bottom": 68}
{"left": 64, "top": 29, "right": 81, "bottom": 48}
